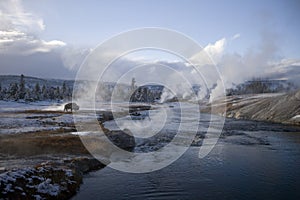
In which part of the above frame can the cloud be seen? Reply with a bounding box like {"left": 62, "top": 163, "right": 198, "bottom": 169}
{"left": 0, "top": 0, "right": 77, "bottom": 78}
{"left": 0, "top": 52, "right": 77, "bottom": 79}
{"left": 189, "top": 38, "right": 226, "bottom": 67}
{"left": 188, "top": 30, "right": 300, "bottom": 101}
{"left": 204, "top": 38, "right": 227, "bottom": 59}
{"left": 206, "top": 30, "right": 299, "bottom": 100}
{"left": 0, "top": 0, "right": 298, "bottom": 89}
{"left": 0, "top": 30, "right": 66, "bottom": 55}
{"left": 0, "top": 0, "right": 45, "bottom": 32}
{"left": 231, "top": 33, "right": 241, "bottom": 40}
{"left": 61, "top": 47, "right": 92, "bottom": 70}
{"left": 219, "top": 30, "right": 279, "bottom": 87}
{"left": 0, "top": 0, "right": 66, "bottom": 55}
{"left": 267, "top": 58, "right": 300, "bottom": 85}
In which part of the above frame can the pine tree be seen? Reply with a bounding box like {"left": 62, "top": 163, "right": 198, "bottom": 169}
{"left": 41, "top": 85, "right": 47, "bottom": 100}
{"left": 67, "top": 87, "right": 72, "bottom": 100}
{"left": 0, "top": 82, "right": 2, "bottom": 100}
{"left": 9, "top": 83, "right": 18, "bottom": 100}
{"left": 48, "top": 87, "right": 55, "bottom": 100}
{"left": 62, "top": 81, "right": 67, "bottom": 97}
{"left": 55, "top": 86, "right": 61, "bottom": 99}
{"left": 24, "top": 88, "right": 33, "bottom": 101}
{"left": 34, "top": 83, "right": 41, "bottom": 100}
{"left": 2, "top": 87, "right": 8, "bottom": 100}
{"left": 19, "top": 74, "right": 26, "bottom": 99}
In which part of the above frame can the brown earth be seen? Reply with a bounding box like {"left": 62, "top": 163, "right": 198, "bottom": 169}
{"left": 0, "top": 129, "right": 89, "bottom": 157}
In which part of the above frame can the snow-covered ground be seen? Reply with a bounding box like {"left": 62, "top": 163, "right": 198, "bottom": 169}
{"left": 0, "top": 100, "right": 158, "bottom": 134}
{"left": 0, "top": 157, "right": 100, "bottom": 200}
{"left": 0, "top": 100, "right": 64, "bottom": 112}
{"left": 0, "top": 101, "right": 76, "bottom": 134}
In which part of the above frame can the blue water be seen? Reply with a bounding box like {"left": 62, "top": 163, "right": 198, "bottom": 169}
{"left": 73, "top": 119, "right": 300, "bottom": 200}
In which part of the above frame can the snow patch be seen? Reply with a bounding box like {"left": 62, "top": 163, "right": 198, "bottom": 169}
{"left": 37, "top": 178, "right": 60, "bottom": 196}
{"left": 0, "top": 100, "right": 63, "bottom": 112}
{"left": 33, "top": 194, "right": 45, "bottom": 200}
{"left": 292, "top": 115, "right": 300, "bottom": 119}
{"left": 70, "top": 131, "right": 90, "bottom": 136}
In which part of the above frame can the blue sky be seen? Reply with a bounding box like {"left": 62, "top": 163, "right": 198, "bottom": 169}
{"left": 23, "top": 0, "right": 299, "bottom": 57}
{"left": 0, "top": 0, "right": 299, "bottom": 79}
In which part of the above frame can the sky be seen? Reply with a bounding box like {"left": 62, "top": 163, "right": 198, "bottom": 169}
{"left": 0, "top": 0, "right": 299, "bottom": 81}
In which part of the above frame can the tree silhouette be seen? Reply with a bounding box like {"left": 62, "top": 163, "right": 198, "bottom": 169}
{"left": 18, "top": 74, "right": 26, "bottom": 99}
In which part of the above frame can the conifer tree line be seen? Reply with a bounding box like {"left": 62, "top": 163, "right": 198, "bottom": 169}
{"left": 0, "top": 74, "right": 72, "bottom": 101}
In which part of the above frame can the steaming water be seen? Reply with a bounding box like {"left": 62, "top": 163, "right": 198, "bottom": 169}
{"left": 73, "top": 104, "right": 300, "bottom": 200}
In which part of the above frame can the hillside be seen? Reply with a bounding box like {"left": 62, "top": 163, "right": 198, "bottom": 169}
{"left": 0, "top": 75, "right": 74, "bottom": 101}
{"left": 208, "top": 90, "right": 300, "bottom": 125}
{"left": 0, "top": 75, "right": 74, "bottom": 89}
{"left": 0, "top": 75, "right": 150, "bottom": 103}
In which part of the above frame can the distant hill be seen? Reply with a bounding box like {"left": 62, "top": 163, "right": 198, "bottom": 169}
{"left": 0, "top": 75, "right": 133, "bottom": 102}
{"left": 0, "top": 75, "right": 74, "bottom": 89}
{"left": 0, "top": 75, "right": 74, "bottom": 101}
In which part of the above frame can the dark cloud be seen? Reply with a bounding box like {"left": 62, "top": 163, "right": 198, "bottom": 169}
{"left": 0, "top": 52, "right": 76, "bottom": 79}
{"left": 0, "top": 0, "right": 71, "bottom": 79}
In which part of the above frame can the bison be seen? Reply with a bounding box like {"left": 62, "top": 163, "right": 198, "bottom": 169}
{"left": 64, "top": 103, "right": 79, "bottom": 112}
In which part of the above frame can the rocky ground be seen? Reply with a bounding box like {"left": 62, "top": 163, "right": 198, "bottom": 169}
{"left": 0, "top": 157, "right": 105, "bottom": 200}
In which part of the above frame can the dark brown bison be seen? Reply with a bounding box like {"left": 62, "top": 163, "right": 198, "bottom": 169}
{"left": 64, "top": 103, "right": 79, "bottom": 112}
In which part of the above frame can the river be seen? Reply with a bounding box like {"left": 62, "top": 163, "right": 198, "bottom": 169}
{"left": 73, "top": 107, "right": 300, "bottom": 200}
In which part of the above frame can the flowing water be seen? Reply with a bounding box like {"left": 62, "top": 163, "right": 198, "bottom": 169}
{"left": 73, "top": 104, "right": 300, "bottom": 200}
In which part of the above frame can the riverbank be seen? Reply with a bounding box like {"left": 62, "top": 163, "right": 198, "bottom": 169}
{"left": 203, "top": 90, "right": 300, "bottom": 126}
{"left": 0, "top": 108, "right": 135, "bottom": 199}
{"left": 0, "top": 157, "right": 105, "bottom": 200}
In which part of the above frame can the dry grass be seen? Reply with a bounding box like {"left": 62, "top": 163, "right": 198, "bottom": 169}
{"left": 0, "top": 129, "right": 90, "bottom": 157}
{"left": 0, "top": 109, "right": 135, "bottom": 161}
{"left": 21, "top": 110, "right": 68, "bottom": 114}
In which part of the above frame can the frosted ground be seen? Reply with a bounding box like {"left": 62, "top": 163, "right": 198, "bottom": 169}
{"left": 0, "top": 101, "right": 71, "bottom": 134}
{"left": 0, "top": 100, "right": 125, "bottom": 134}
